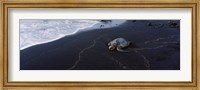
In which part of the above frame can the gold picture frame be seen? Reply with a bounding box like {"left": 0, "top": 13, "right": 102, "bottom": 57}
{"left": 0, "top": 0, "right": 199, "bottom": 90}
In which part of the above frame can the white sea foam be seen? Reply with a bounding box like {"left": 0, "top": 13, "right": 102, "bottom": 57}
{"left": 20, "top": 20, "right": 126, "bottom": 50}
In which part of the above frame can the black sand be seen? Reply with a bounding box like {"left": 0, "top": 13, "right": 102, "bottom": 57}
{"left": 20, "top": 20, "right": 180, "bottom": 70}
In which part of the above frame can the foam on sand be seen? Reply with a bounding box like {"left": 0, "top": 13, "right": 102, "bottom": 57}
{"left": 20, "top": 20, "right": 126, "bottom": 50}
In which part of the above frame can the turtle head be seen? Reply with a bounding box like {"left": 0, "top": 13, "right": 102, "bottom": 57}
{"left": 108, "top": 43, "right": 117, "bottom": 51}
{"left": 109, "top": 45, "right": 116, "bottom": 50}
{"left": 108, "top": 41, "right": 117, "bottom": 51}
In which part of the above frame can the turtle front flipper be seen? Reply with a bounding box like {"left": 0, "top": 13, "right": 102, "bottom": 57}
{"left": 116, "top": 47, "right": 130, "bottom": 52}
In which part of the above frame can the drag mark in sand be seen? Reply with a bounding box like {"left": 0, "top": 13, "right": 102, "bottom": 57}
{"left": 137, "top": 35, "right": 179, "bottom": 51}
{"left": 110, "top": 57, "right": 131, "bottom": 69}
{"left": 67, "top": 40, "right": 96, "bottom": 70}
{"left": 132, "top": 43, "right": 171, "bottom": 69}
{"left": 102, "top": 53, "right": 131, "bottom": 69}
{"left": 160, "top": 41, "right": 179, "bottom": 44}
{"left": 133, "top": 50, "right": 151, "bottom": 69}
{"left": 134, "top": 45, "right": 167, "bottom": 51}
{"left": 131, "top": 35, "right": 179, "bottom": 69}
{"left": 144, "top": 35, "right": 177, "bottom": 44}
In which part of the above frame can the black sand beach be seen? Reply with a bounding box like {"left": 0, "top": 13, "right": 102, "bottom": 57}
{"left": 20, "top": 20, "right": 180, "bottom": 70}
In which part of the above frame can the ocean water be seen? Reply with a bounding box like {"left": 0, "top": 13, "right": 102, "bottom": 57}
{"left": 20, "top": 20, "right": 126, "bottom": 50}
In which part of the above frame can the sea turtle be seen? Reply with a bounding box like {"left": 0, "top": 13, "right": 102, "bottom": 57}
{"left": 107, "top": 38, "right": 131, "bottom": 52}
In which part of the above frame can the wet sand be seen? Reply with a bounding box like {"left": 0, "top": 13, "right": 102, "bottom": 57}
{"left": 20, "top": 20, "right": 180, "bottom": 70}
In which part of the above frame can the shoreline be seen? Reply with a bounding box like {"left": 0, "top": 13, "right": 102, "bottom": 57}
{"left": 20, "top": 20, "right": 126, "bottom": 50}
